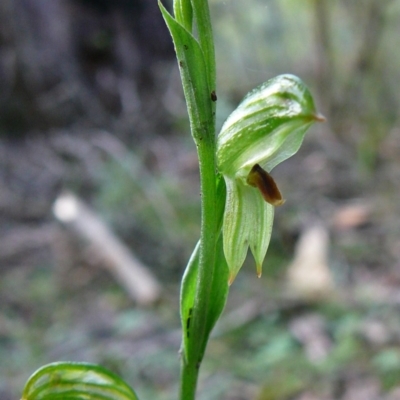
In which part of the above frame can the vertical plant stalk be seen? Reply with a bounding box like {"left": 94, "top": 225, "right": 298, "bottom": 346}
{"left": 161, "top": 2, "right": 321, "bottom": 399}
{"left": 160, "top": 0, "right": 219, "bottom": 399}
{"left": 179, "top": 0, "right": 218, "bottom": 397}
{"left": 180, "top": 136, "right": 217, "bottom": 400}
{"left": 191, "top": 0, "right": 216, "bottom": 88}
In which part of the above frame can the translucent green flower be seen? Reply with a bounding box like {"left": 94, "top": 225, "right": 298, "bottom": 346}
{"left": 216, "top": 74, "right": 323, "bottom": 284}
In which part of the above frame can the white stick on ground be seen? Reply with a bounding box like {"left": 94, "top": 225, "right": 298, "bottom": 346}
{"left": 53, "top": 192, "right": 161, "bottom": 305}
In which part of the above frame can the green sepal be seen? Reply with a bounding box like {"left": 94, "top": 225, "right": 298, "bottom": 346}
{"left": 223, "top": 177, "right": 274, "bottom": 284}
{"left": 21, "top": 362, "right": 138, "bottom": 400}
{"left": 159, "top": 1, "right": 214, "bottom": 144}
{"left": 217, "top": 74, "right": 321, "bottom": 179}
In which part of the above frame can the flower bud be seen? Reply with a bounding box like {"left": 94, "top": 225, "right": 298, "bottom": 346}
{"left": 216, "top": 74, "right": 322, "bottom": 283}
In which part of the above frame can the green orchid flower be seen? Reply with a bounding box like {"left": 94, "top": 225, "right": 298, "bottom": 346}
{"left": 216, "top": 74, "right": 324, "bottom": 284}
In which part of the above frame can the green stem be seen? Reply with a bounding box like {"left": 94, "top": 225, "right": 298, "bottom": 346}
{"left": 191, "top": 0, "right": 216, "bottom": 89}
{"left": 179, "top": 357, "right": 198, "bottom": 400}
{"left": 179, "top": 129, "right": 218, "bottom": 400}
{"left": 174, "top": 1, "right": 217, "bottom": 399}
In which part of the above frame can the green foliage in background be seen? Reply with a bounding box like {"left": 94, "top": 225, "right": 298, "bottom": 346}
{"left": 212, "top": 0, "right": 400, "bottom": 171}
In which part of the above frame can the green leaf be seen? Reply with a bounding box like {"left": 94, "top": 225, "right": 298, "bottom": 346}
{"left": 21, "top": 362, "right": 138, "bottom": 400}
{"left": 159, "top": 1, "right": 214, "bottom": 143}
{"left": 204, "top": 235, "right": 229, "bottom": 340}
{"left": 180, "top": 176, "right": 227, "bottom": 360}
{"left": 173, "top": 0, "right": 193, "bottom": 32}
{"left": 180, "top": 240, "right": 199, "bottom": 359}
{"left": 188, "top": 0, "right": 216, "bottom": 91}
{"left": 180, "top": 234, "right": 229, "bottom": 362}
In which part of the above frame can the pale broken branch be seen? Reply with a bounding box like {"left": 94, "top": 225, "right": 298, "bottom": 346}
{"left": 53, "top": 192, "right": 161, "bottom": 305}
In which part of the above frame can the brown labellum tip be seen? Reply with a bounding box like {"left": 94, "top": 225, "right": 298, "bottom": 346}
{"left": 247, "top": 164, "right": 285, "bottom": 206}
{"left": 313, "top": 113, "right": 326, "bottom": 122}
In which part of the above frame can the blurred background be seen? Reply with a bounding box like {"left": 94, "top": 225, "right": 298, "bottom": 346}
{"left": 1, "top": 0, "right": 400, "bottom": 399}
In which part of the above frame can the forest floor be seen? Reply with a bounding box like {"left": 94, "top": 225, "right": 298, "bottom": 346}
{"left": 1, "top": 118, "right": 400, "bottom": 400}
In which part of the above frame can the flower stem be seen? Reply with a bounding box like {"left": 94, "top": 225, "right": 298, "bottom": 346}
{"left": 174, "top": 0, "right": 218, "bottom": 398}
{"left": 179, "top": 127, "right": 218, "bottom": 400}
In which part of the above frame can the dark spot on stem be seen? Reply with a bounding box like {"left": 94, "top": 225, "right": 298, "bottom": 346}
{"left": 186, "top": 308, "right": 193, "bottom": 338}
